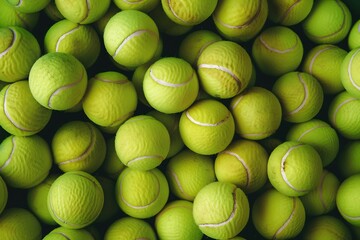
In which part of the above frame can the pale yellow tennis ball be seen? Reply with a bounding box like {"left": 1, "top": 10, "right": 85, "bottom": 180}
{"left": 114, "top": 0, "right": 159, "bottom": 12}
{"left": 341, "top": 48, "right": 360, "bottom": 99}
{"left": 213, "top": 0, "right": 268, "bottom": 42}
{"left": 268, "top": 0, "right": 313, "bottom": 26}
{"left": 5, "top": 0, "right": 50, "bottom": 13}
{"left": 338, "top": 141, "right": 360, "bottom": 178}
{"left": 100, "top": 137, "right": 125, "bottom": 179}
{"left": 0, "top": 175, "right": 7, "bottom": 215}
{"left": 43, "top": 227, "right": 95, "bottom": 240}
{"left": 348, "top": 19, "right": 360, "bottom": 50}
{"left": 0, "top": 0, "right": 39, "bottom": 30}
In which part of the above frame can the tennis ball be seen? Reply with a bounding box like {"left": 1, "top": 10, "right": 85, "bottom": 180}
{"left": 286, "top": 119, "right": 339, "bottom": 167}
{"left": 55, "top": 0, "right": 110, "bottom": 24}
{"left": 272, "top": 71, "right": 324, "bottom": 123}
{"left": 165, "top": 149, "right": 215, "bottom": 201}
{"left": 338, "top": 141, "right": 360, "bottom": 178}
{"left": 328, "top": 91, "right": 360, "bottom": 139}
{"left": 341, "top": 48, "right": 360, "bottom": 99}
{"left": 0, "top": 208, "right": 42, "bottom": 239}
{"left": 0, "top": 175, "right": 7, "bottom": 214}
{"left": 268, "top": 0, "right": 313, "bottom": 26}
{"left": 197, "top": 40, "right": 252, "bottom": 99}
{"left": 348, "top": 19, "right": 360, "bottom": 50}
{"left": 93, "top": 3, "right": 119, "bottom": 35}
{"left": 252, "top": 26, "right": 303, "bottom": 77}
{"left": 161, "top": 0, "right": 218, "bottom": 26}
{"left": 48, "top": 171, "right": 104, "bottom": 229}
{"left": 104, "top": 10, "right": 160, "bottom": 69}
{"left": 52, "top": 121, "right": 106, "bottom": 173}
{"left": 0, "top": 0, "right": 39, "bottom": 30}
{"left": 114, "top": 0, "right": 159, "bottom": 12}
{"left": 115, "top": 167, "right": 169, "bottom": 219}
{"left": 82, "top": 71, "right": 137, "bottom": 133}
{"left": 43, "top": 0, "right": 64, "bottom": 21}
{"left": 143, "top": 57, "right": 199, "bottom": 113}
{"left": 0, "top": 26, "right": 41, "bottom": 83}
{"left": 0, "top": 80, "right": 52, "bottom": 136}
{"left": 193, "top": 181, "right": 250, "bottom": 239}
{"left": 212, "top": 0, "right": 268, "bottom": 42}
{"left": 267, "top": 141, "right": 323, "bottom": 197}
{"left": 104, "top": 217, "right": 156, "bottom": 240}
{"left": 300, "top": 170, "right": 340, "bottom": 216}
{"left": 5, "top": 0, "right": 50, "bottom": 13}
{"left": 43, "top": 227, "right": 95, "bottom": 240}
{"left": 179, "top": 99, "right": 235, "bottom": 155}
{"left": 155, "top": 200, "right": 203, "bottom": 240}
{"left": 215, "top": 139, "right": 269, "bottom": 194}
{"left": 230, "top": 87, "right": 282, "bottom": 140}
{"left": 336, "top": 173, "right": 360, "bottom": 226}
{"left": 100, "top": 137, "right": 125, "bottom": 179}
{"left": 302, "top": 44, "right": 347, "bottom": 94}
{"left": 302, "top": 0, "right": 352, "bottom": 44}
{"left": 44, "top": 19, "right": 101, "bottom": 68}
{"left": 0, "top": 134, "right": 52, "bottom": 189}
{"left": 29, "top": 52, "right": 88, "bottom": 111}
{"left": 252, "top": 189, "right": 306, "bottom": 239}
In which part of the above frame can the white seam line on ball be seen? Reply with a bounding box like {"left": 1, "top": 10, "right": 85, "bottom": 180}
{"left": 0, "top": 136, "right": 15, "bottom": 171}
{"left": 318, "top": 171, "right": 328, "bottom": 212}
{"left": 331, "top": 97, "right": 357, "bottom": 125}
{"left": 273, "top": 197, "right": 297, "bottom": 239}
{"left": 80, "top": 0, "right": 91, "bottom": 23}
{"left": 296, "top": 125, "right": 326, "bottom": 141}
{"left": 194, "top": 40, "right": 218, "bottom": 66}
{"left": 231, "top": 95, "right": 244, "bottom": 110}
{"left": 150, "top": 68, "right": 194, "bottom": 88}
{"left": 260, "top": 34, "right": 299, "bottom": 54}
{"left": 308, "top": 46, "right": 334, "bottom": 75}
{"left": 169, "top": 169, "right": 193, "bottom": 199}
{"left": 288, "top": 73, "right": 309, "bottom": 115}
{"left": 55, "top": 25, "right": 82, "bottom": 52}
{"left": 198, "top": 64, "right": 241, "bottom": 87}
{"left": 348, "top": 48, "right": 360, "bottom": 91}
{"left": 94, "top": 76, "right": 130, "bottom": 84}
{"left": 222, "top": 150, "right": 250, "bottom": 188}
{"left": 167, "top": 0, "right": 188, "bottom": 24}
{"left": 108, "top": 111, "right": 135, "bottom": 127}
{"left": 127, "top": 155, "right": 163, "bottom": 166}
{"left": 279, "top": 0, "right": 301, "bottom": 24}
{"left": 341, "top": 212, "right": 360, "bottom": 221}
{"left": 186, "top": 111, "right": 230, "bottom": 127}
{"left": 123, "top": 0, "right": 145, "bottom": 4}
{"left": 15, "top": 0, "right": 23, "bottom": 7}
{"left": 0, "top": 28, "right": 16, "bottom": 58}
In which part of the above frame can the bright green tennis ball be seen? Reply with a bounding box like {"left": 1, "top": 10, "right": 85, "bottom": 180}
{"left": 341, "top": 48, "right": 360, "bottom": 99}
{"left": 82, "top": 71, "right": 137, "bottom": 133}
{"left": 348, "top": 19, "right": 360, "bottom": 50}
{"left": 165, "top": 149, "right": 215, "bottom": 201}
{"left": 100, "top": 137, "right": 125, "bottom": 179}
{"left": 0, "top": 80, "right": 52, "bottom": 136}
{"left": 302, "top": 0, "right": 352, "bottom": 44}
{"left": 43, "top": 227, "right": 95, "bottom": 240}
{"left": 286, "top": 119, "right": 339, "bottom": 167}
{"left": 267, "top": 141, "right": 323, "bottom": 197}
{"left": 52, "top": 121, "right": 106, "bottom": 173}
{"left": 28, "top": 52, "right": 88, "bottom": 110}
{"left": 230, "top": 87, "right": 282, "bottom": 140}
{"left": 104, "top": 217, "right": 157, "bottom": 240}
{"left": 104, "top": 10, "right": 160, "bottom": 69}
{"left": 0, "top": 175, "right": 7, "bottom": 214}
{"left": 44, "top": 19, "right": 101, "bottom": 68}
{"left": 302, "top": 44, "right": 347, "bottom": 94}
{"left": 115, "top": 167, "right": 169, "bottom": 219}
{"left": 155, "top": 200, "right": 203, "bottom": 240}
{"left": 0, "top": 208, "right": 42, "bottom": 239}
{"left": 0, "top": 26, "right": 41, "bottom": 83}
{"left": 161, "top": 0, "right": 218, "bottom": 26}
{"left": 55, "top": 0, "right": 110, "bottom": 24}
{"left": 215, "top": 139, "right": 269, "bottom": 194}
{"left": 179, "top": 99, "right": 235, "bottom": 155}
{"left": 0, "top": 134, "right": 52, "bottom": 189}
{"left": 193, "top": 181, "right": 250, "bottom": 239}
{"left": 338, "top": 141, "right": 360, "bottom": 178}
{"left": 213, "top": 0, "right": 268, "bottom": 42}
{"left": 0, "top": 0, "right": 39, "bottom": 30}
{"left": 272, "top": 71, "right": 324, "bottom": 123}
{"left": 115, "top": 115, "right": 170, "bottom": 171}
{"left": 197, "top": 40, "right": 252, "bottom": 99}
{"left": 6, "top": 0, "right": 50, "bottom": 13}
{"left": 268, "top": 0, "right": 313, "bottom": 26}
{"left": 48, "top": 171, "right": 104, "bottom": 229}
{"left": 143, "top": 57, "right": 199, "bottom": 113}
{"left": 252, "top": 189, "right": 306, "bottom": 239}
{"left": 252, "top": 26, "right": 303, "bottom": 77}
{"left": 114, "top": 0, "right": 159, "bottom": 12}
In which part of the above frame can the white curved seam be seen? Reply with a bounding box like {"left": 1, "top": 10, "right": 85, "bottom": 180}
{"left": 150, "top": 68, "right": 194, "bottom": 88}
{"left": 279, "top": 0, "right": 301, "bottom": 23}
{"left": 348, "top": 48, "right": 360, "bottom": 91}
{"left": 81, "top": 0, "right": 91, "bottom": 23}
{"left": 198, "top": 64, "right": 241, "bottom": 86}
{"left": 0, "top": 28, "right": 15, "bottom": 58}
{"left": 194, "top": 40, "right": 218, "bottom": 65}
{"left": 331, "top": 97, "right": 356, "bottom": 125}
{"left": 260, "top": 34, "right": 299, "bottom": 54}
{"left": 55, "top": 25, "right": 81, "bottom": 52}
{"left": 127, "top": 155, "right": 163, "bottom": 165}
{"left": 94, "top": 76, "right": 129, "bottom": 84}
{"left": 16, "top": 0, "right": 23, "bottom": 7}
{"left": 308, "top": 46, "right": 334, "bottom": 74}
{"left": 231, "top": 95, "right": 244, "bottom": 110}
{"left": 223, "top": 150, "right": 250, "bottom": 188}
{"left": 186, "top": 111, "right": 230, "bottom": 127}
{"left": 273, "top": 198, "right": 297, "bottom": 239}
{"left": 342, "top": 213, "right": 360, "bottom": 221}
{"left": 0, "top": 137, "right": 15, "bottom": 171}
{"left": 296, "top": 125, "right": 326, "bottom": 141}
{"left": 288, "top": 73, "right": 309, "bottom": 115}
{"left": 169, "top": 169, "right": 193, "bottom": 199}
{"left": 123, "top": 0, "right": 145, "bottom": 4}
{"left": 167, "top": 0, "right": 188, "bottom": 24}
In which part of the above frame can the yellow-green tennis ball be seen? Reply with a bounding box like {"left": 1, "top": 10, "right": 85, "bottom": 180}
{"left": 48, "top": 171, "right": 104, "bottom": 229}
{"left": 55, "top": 0, "right": 110, "bottom": 24}
{"left": 43, "top": 227, "right": 95, "bottom": 240}
{"left": 0, "top": 0, "right": 39, "bottom": 30}
{"left": 213, "top": 0, "right": 268, "bottom": 42}
{"left": 29, "top": 52, "right": 87, "bottom": 110}
{"left": 268, "top": 0, "right": 313, "bottom": 26}
{"left": 114, "top": 0, "right": 159, "bottom": 12}
{"left": 348, "top": 19, "right": 360, "bottom": 50}
{"left": 268, "top": 141, "right": 323, "bottom": 197}
{"left": 302, "top": 44, "right": 347, "bottom": 94}
{"left": 165, "top": 149, "right": 215, "bottom": 201}
{"left": 0, "top": 134, "right": 52, "bottom": 189}
{"left": 272, "top": 72, "right": 324, "bottom": 123}
{"left": 161, "top": 0, "right": 218, "bottom": 26}
{"left": 104, "top": 10, "right": 160, "bottom": 69}
{"left": 44, "top": 0, "right": 64, "bottom": 21}
{"left": 100, "top": 137, "right": 125, "bottom": 180}
{"left": 328, "top": 91, "right": 360, "bottom": 139}
{"left": 336, "top": 173, "right": 360, "bottom": 226}
{"left": 115, "top": 167, "right": 169, "bottom": 219}
{"left": 0, "top": 208, "right": 42, "bottom": 239}
{"left": 0, "top": 80, "right": 52, "bottom": 136}
{"left": 82, "top": 71, "right": 137, "bottom": 133}
{"left": 197, "top": 40, "right": 252, "bottom": 99}
{"left": 179, "top": 99, "right": 235, "bottom": 155}
{"left": 143, "top": 57, "right": 199, "bottom": 113}
{"left": 230, "top": 87, "right": 282, "bottom": 140}
{"left": 155, "top": 200, "right": 203, "bottom": 240}
{"left": 104, "top": 217, "right": 156, "bottom": 240}
{"left": 193, "top": 181, "right": 250, "bottom": 239}
{"left": 286, "top": 119, "right": 339, "bottom": 167}
{"left": 252, "top": 26, "right": 303, "bottom": 77}
{"left": 52, "top": 121, "right": 106, "bottom": 173}
{"left": 0, "top": 26, "right": 41, "bottom": 83}
{"left": 252, "top": 189, "right": 306, "bottom": 239}
{"left": 6, "top": 0, "right": 50, "bottom": 13}
{"left": 302, "top": 0, "right": 352, "bottom": 44}
{"left": 215, "top": 139, "right": 269, "bottom": 194}
{"left": 341, "top": 48, "right": 360, "bottom": 99}
{"left": 44, "top": 19, "right": 101, "bottom": 68}
{"left": 0, "top": 175, "right": 7, "bottom": 214}
{"left": 338, "top": 141, "right": 360, "bottom": 178}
